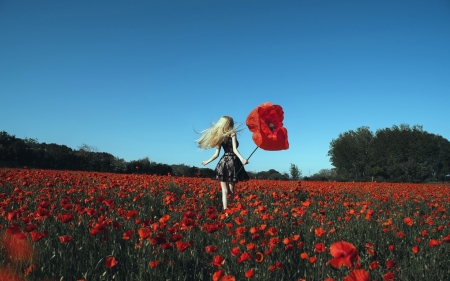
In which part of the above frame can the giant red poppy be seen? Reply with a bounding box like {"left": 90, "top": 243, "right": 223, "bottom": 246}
{"left": 326, "top": 241, "right": 360, "bottom": 269}
{"left": 246, "top": 102, "right": 289, "bottom": 151}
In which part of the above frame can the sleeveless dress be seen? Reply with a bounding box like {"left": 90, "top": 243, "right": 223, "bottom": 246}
{"left": 214, "top": 136, "right": 250, "bottom": 182}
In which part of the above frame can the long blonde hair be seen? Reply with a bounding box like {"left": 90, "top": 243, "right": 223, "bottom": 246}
{"left": 196, "top": 116, "right": 240, "bottom": 149}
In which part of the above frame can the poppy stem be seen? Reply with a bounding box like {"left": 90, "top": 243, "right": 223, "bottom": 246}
{"left": 247, "top": 146, "right": 259, "bottom": 160}
{"left": 237, "top": 146, "right": 258, "bottom": 175}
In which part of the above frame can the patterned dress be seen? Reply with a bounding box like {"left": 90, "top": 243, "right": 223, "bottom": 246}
{"left": 214, "top": 136, "right": 250, "bottom": 182}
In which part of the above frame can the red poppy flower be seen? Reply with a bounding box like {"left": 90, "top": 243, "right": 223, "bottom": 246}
{"left": 245, "top": 268, "right": 255, "bottom": 278}
{"left": 385, "top": 260, "right": 395, "bottom": 269}
{"left": 175, "top": 241, "right": 191, "bottom": 252}
{"left": 315, "top": 242, "right": 326, "bottom": 253}
{"left": 239, "top": 252, "right": 251, "bottom": 262}
{"left": 6, "top": 224, "right": 21, "bottom": 235}
{"left": 59, "top": 235, "right": 72, "bottom": 244}
{"left": 246, "top": 243, "right": 257, "bottom": 251}
{"left": 255, "top": 252, "right": 264, "bottom": 262}
{"left": 205, "top": 245, "right": 217, "bottom": 253}
{"left": 383, "top": 272, "right": 394, "bottom": 281}
{"left": 24, "top": 224, "right": 37, "bottom": 232}
{"left": 412, "top": 245, "right": 419, "bottom": 254}
{"left": 211, "top": 255, "right": 225, "bottom": 267}
{"left": 246, "top": 102, "right": 289, "bottom": 151}
{"left": 343, "top": 269, "right": 369, "bottom": 281}
{"left": 59, "top": 213, "right": 74, "bottom": 223}
{"left": 30, "top": 231, "right": 46, "bottom": 242}
{"left": 314, "top": 228, "right": 326, "bottom": 237}
{"left": 428, "top": 239, "right": 442, "bottom": 247}
{"left": 369, "top": 261, "right": 378, "bottom": 270}
{"left": 403, "top": 217, "right": 414, "bottom": 226}
{"left": 138, "top": 228, "right": 151, "bottom": 240}
{"left": 212, "top": 270, "right": 225, "bottom": 281}
{"left": 443, "top": 234, "right": 450, "bottom": 243}
{"left": 326, "top": 241, "right": 359, "bottom": 269}
{"left": 105, "top": 256, "right": 118, "bottom": 269}
{"left": 122, "top": 230, "right": 135, "bottom": 240}
{"left": 149, "top": 260, "right": 160, "bottom": 268}
{"left": 222, "top": 275, "right": 236, "bottom": 281}
{"left": 230, "top": 247, "right": 241, "bottom": 256}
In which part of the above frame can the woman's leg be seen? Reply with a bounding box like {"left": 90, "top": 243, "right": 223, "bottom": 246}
{"left": 220, "top": 181, "right": 229, "bottom": 210}
{"left": 228, "top": 182, "right": 234, "bottom": 203}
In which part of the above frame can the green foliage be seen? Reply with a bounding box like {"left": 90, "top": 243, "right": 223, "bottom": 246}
{"left": 289, "top": 163, "right": 301, "bottom": 180}
{"left": 328, "top": 124, "right": 450, "bottom": 182}
{"left": 255, "top": 169, "right": 289, "bottom": 180}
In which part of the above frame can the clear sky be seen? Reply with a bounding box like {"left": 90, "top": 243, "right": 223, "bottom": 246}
{"left": 1, "top": 0, "right": 449, "bottom": 176}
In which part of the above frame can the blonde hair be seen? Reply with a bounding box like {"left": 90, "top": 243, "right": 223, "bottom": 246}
{"left": 196, "top": 116, "right": 240, "bottom": 149}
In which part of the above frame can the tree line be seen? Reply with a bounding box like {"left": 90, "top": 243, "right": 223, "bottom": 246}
{"left": 0, "top": 131, "right": 292, "bottom": 180}
{"left": 327, "top": 124, "right": 450, "bottom": 182}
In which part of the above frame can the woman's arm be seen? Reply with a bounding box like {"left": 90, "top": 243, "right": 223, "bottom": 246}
{"left": 231, "top": 133, "right": 248, "bottom": 164}
{"left": 202, "top": 146, "right": 221, "bottom": 166}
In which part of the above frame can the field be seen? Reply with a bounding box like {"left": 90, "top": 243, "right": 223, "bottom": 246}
{"left": 0, "top": 168, "right": 449, "bottom": 281}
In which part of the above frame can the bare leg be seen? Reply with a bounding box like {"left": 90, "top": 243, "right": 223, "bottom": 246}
{"left": 228, "top": 182, "right": 234, "bottom": 203}
{"left": 220, "top": 181, "right": 229, "bottom": 210}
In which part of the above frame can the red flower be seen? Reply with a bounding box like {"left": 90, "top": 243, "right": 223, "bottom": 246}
{"left": 205, "top": 245, "right": 218, "bottom": 253}
{"left": 30, "top": 231, "right": 46, "bottom": 242}
{"left": 443, "top": 234, "right": 450, "bottom": 243}
{"left": 428, "top": 239, "right": 442, "bottom": 247}
{"left": 138, "top": 228, "right": 151, "bottom": 240}
{"left": 105, "top": 256, "right": 118, "bottom": 269}
{"left": 175, "top": 241, "right": 191, "bottom": 252}
{"left": 59, "top": 213, "right": 74, "bottom": 223}
{"left": 230, "top": 247, "right": 241, "bottom": 256}
{"left": 122, "top": 229, "right": 135, "bottom": 240}
{"left": 314, "top": 228, "right": 326, "bottom": 237}
{"left": 383, "top": 272, "right": 395, "bottom": 281}
{"left": 385, "top": 260, "right": 395, "bottom": 269}
{"left": 239, "top": 252, "right": 251, "bottom": 262}
{"left": 327, "top": 241, "right": 359, "bottom": 269}
{"left": 255, "top": 252, "right": 264, "bottom": 263}
{"left": 403, "top": 217, "right": 414, "bottom": 226}
{"left": 59, "top": 235, "right": 72, "bottom": 244}
{"left": 246, "top": 102, "right": 289, "bottom": 151}
{"left": 245, "top": 268, "right": 255, "bottom": 278}
{"left": 369, "top": 261, "right": 378, "bottom": 270}
{"left": 149, "top": 260, "right": 160, "bottom": 268}
{"left": 315, "top": 242, "right": 326, "bottom": 253}
{"left": 222, "top": 275, "right": 236, "bottom": 281}
{"left": 211, "top": 255, "right": 225, "bottom": 267}
{"left": 343, "top": 269, "right": 369, "bottom": 281}
{"left": 212, "top": 270, "right": 225, "bottom": 281}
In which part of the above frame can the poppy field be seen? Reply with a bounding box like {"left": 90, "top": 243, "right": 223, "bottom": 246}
{"left": 0, "top": 168, "right": 449, "bottom": 281}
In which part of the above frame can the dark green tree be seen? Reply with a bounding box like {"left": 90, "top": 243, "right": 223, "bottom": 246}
{"left": 289, "top": 163, "right": 301, "bottom": 180}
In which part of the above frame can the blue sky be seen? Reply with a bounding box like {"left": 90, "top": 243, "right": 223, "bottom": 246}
{"left": 1, "top": 0, "right": 449, "bottom": 176}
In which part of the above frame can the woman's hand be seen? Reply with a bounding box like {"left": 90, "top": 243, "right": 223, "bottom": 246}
{"left": 242, "top": 158, "right": 248, "bottom": 165}
{"left": 202, "top": 161, "right": 208, "bottom": 166}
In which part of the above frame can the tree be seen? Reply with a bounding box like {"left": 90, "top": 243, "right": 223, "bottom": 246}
{"left": 328, "top": 126, "right": 374, "bottom": 181}
{"left": 329, "top": 124, "right": 450, "bottom": 182}
{"left": 289, "top": 163, "right": 301, "bottom": 180}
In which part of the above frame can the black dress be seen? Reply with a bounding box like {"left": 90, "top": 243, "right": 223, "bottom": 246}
{"left": 214, "top": 136, "right": 250, "bottom": 182}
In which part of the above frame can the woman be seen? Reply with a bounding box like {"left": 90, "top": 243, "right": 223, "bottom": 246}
{"left": 196, "top": 116, "right": 249, "bottom": 211}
